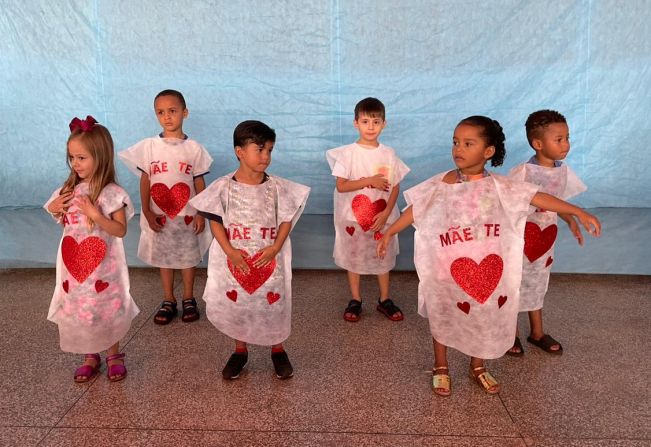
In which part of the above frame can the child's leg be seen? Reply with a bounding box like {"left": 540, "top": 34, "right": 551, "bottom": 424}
{"left": 347, "top": 271, "right": 362, "bottom": 301}
{"left": 377, "top": 271, "right": 390, "bottom": 300}
{"left": 432, "top": 338, "right": 450, "bottom": 396}
{"left": 180, "top": 267, "right": 200, "bottom": 322}
{"left": 160, "top": 268, "right": 175, "bottom": 301}
{"left": 154, "top": 268, "right": 178, "bottom": 324}
{"left": 527, "top": 309, "right": 562, "bottom": 352}
{"left": 507, "top": 321, "right": 524, "bottom": 356}
{"left": 433, "top": 338, "right": 448, "bottom": 369}
{"left": 376, "top": 272, "right": 403, "bottom": 320}
{"left": 343, "top": 271, "right": 363, "bottom": 322}
{"left": 470, "top": 356, "right": 500, "bottom": 394}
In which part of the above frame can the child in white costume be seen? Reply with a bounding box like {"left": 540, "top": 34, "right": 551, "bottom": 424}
{"left": 46, "top": 116, "right": 139, "bottom": 383}
{"left": 190, "top": 120, "right": 310, "bottom": 380}
{"left": 326, "top": 98, "right": 409, "bottom": 323}
{"left": 119, "top": 90, "right": 213, "bottom": 325}
{"left": 506, "top": 110, "right": 587, "bottom": 356}
{"left": 378, "top": 116, "right": 600, "bottom": 396}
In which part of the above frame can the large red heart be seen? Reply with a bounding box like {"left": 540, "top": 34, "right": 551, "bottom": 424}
{"left": 524, "top": 223, "right": 557, "bottom": 262}
{"left": 450, "top": 254, "right": 503, "bottom": 304}
{"left": 61, "top": 236, "right": 106, "bottom": 284}
{"left": 227, "top": 250, "right": 276, "bottom": 295}
{"left": 150, "top": 182, "right": 190, "bottom": 219}
{"left": 352, "top": 195, "right": 387, "bottom": 232}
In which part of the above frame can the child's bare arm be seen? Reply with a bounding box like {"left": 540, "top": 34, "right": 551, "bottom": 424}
{"left": 377, "top": 205, "right": 414, "bottom": 259}
{"left": 254, "top": 221, "right": 292, "bottom": 267}
{"left": 47, "top": 191, "right": 74, "bottom": 222}
{"left": 371, "top": 183, "right": 400, "bottom": 231}
{"left": 336, "top": 175, "right": 389, "bottom": 193}
{"left": 140, "top": 172, "right": 163, "bottom": 232}
{"left": 559, "top": 212, "right": 584, "bottom": 246}
{"left": 530, "top": 192, "right": 600, "bottom": 237}
{"left": 209, "top": 220, "right": 249, "bottom": 273}
{"left": 75, "top": 196, "right": 127, "bottom": 238}
{"left": 192, "top": 176, "right": 207, "bottom": 234}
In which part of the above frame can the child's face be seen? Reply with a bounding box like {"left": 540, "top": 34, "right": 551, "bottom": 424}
{"left": 68, "top": 138, "right": 95, "bottom": 182}
{"left": 354, "top": 113, "right": 386, "bottom": 145}
{"left": 154, "top": 95, "right": 188, "bottom": 135}
{"left": 533, "top": 122, "right": 570, "bottom": 162}
{"left": 452, "top": 124, "right": 495, "bottom": 173}
{"left": 235, "top": 140, "right": 274, "bottom": 174}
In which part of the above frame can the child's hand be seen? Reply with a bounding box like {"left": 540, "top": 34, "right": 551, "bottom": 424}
{"left": 367, "top": 174, "right": 390, "bottom": 191}
{"left": 376, "top": 234, "right": 391, "bottom": 259}
{"left": 371, "top": 210, "right": 389, "bottom": 232}
{"left": 254, "top": 245, "right": 280, "bottom": 268}
{"left": 193, "top": 214, "right": 205, "bottom": 234}
{"left": 227, "top": 247, "right": 250, "bottom": 273}
{"left": 74, "top": 195, "right": 101, "bottom": 221}
{"left": 577, "top": 210, "right": 601, "bottom": 238}
{"left": 48, "top": 191, "right": 73, "bottom": 215}
{"left": 143, "top": 209, "right": 164, "bottom": 232}
{"left": 565, "top": 215, "right": 584, "bottom": 246}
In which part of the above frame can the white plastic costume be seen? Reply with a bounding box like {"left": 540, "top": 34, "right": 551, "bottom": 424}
{"left": 119, "top": 136, "right": 213, "bottom": 268}
{"left": 45, "top": 183, "right": 139, "bottom": 353}
{"left": 405, "top": 172, "right": 538, "bottom": 359}
{"left": 326, "top": 143, "right": 410, "bottom": 274}
{"left": 189, "top": 174, "right": 310, "bottom": 346}
{"left": 509, "top": 160, "right": 586, "bottom": 311}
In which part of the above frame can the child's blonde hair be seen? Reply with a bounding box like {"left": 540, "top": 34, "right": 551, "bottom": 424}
{"left": 61, "top": 118, "right": 117, "bottom": 227}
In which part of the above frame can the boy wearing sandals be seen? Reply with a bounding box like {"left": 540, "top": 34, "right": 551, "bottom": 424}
{"left": 326, "top": 98, "right": 410, "bottom": 322}
{"left": 119, "top": 90, "right": 213, "bottom": 325}
{"left": 507, "top": 110, "right": 587, "bottom": 356}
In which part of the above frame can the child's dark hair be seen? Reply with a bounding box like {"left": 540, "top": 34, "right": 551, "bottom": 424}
{"left": 457, "top": 116, "right": 506, "bottom": 167}
{"left": 233, "top": 120, "right": 276, "bottom": 148}
{"left": 154, "top": 89, "right": 186, "bottom": 109}
{"left": 525, "top": 109, "right": 566, "bottom": 147}
{"left": 354, "top": 97, "right": 385, "bottom": 120}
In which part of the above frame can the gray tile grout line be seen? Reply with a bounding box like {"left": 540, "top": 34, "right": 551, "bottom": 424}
{"left": 496, "top": 392, "right": 530, "bottom": 445}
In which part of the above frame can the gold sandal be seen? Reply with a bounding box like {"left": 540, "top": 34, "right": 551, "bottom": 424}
{"left": 470, "top": 366, "right": 500, "bottom": 394}
{"left": 432, "top": 366, "right": 451, "bottom": 396}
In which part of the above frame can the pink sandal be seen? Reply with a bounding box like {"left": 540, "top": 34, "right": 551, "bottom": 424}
{"left": 74, "top": 354, "right": 101, "bottom": 383}
{"left": 106, "top": 353, "right": 127, "bottom": 382}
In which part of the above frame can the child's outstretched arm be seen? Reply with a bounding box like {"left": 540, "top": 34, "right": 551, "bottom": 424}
{"left": 209, "top": 220, "right": 250, "bottom": 273}
{"left": 140, "top": 173, "right": 163, "bottom": 232}
{"left": 254, "top": 221, "right": 292, "bottom": 268}
{"left": 336, "top": 174, "right": 389, "bottom": 193}
{"left": 75, "top": 195, "right": 127, "bottom": 237}
{"left": 371, "top": 183, "right": 400, "bottom": 232}
{"left": 559, "top": 212, "right": 584, "bottom": 246}
{"left": 377, "top": 205, "right": 414, "bottom": 259}
{"left": 530, "top": 193, "right": 601, "bottom": 237}
{"left": 192, "top": 176, "right": 206, "bottom": 234}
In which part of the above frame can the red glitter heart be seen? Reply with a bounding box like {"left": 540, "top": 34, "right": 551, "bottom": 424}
{"left": 524, "top": 223, "right": 557, "bottom": 262}
{"left": 267, "top": 291, "right": 281, "bottom": 305}
{"left": 352, "top": 195, "right": 387, "bottom": 232}
{"left": 226, "top": 290, "right": 238, "bottom": 302}
{"left": 345, "top": 226, "right": 355, "bottom": 236}
{"left": 227, "top": 250, "right": 276, "bottom": 295}
{"left": 150, "top": 182, "right": 190, "bottom": 219}
{"left": 62, "top": 280, "right": 69, "bottom": 293}
{"left": 184, "top": 215, "right": 193, "bottom": 225}
{"left": 156, "top": 215, "right": 167, "bottom": 226}
{"left": 374, "top": 231, "right": 384, "bottom": 241}
{"left": 457, "top": 301, "right": 470, "bottom": 314}
{"left": 61, "top": 236, "right": 107, "bottom": 283}
{"left": 545, "top": 256, "right": 553, "bottom": 267}
{"left": 95, "top": 280, "right": 109, "bottom": 293}
{"left": 498, "top": 295, "right": 507, "bottom": 308}
{"left": 450, "top": 254, "right": 503, "bottom": 304}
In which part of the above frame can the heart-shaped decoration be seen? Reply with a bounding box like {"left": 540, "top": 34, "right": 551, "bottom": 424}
{"left": 450, "top": 254, "right": 503, "bottom": 304}
{"left": 457, "top": 301, "right": 470, "bottom": 314}
{"left": 545, "top": 256, "right": 553, "bottom": 267}
{"left": 498, "top": 295, "right": 507, "bottom": 308}
{"left": 267, "top": 291, "right": 281, "bottom": 305}
{"left": 156, "top": 215, "right": 167, "bottom": 226}
{"left": 150, "top": 182, "right": 190, "bottom": 219}
{"left": 345, "top": 226, "right": 355, "bottom": 236}
{"left": 61, "top": 236, "right": 107, "bottom": 283}
{"left": 226, "top": 290, "right": 238, "bottom": 302}
{"left": 95, "top": 280, "right": 109, "bottom": 293}
{"left": 184, "top": 215, "right": 193, "bottom": 225}
{"left": 524, "top": 223, "right": 557, "bottom": 262}
{"left": 62, "top": 280, "right": 69, "bottom": 293}
{"left": 374, "top": 231, "right": 384, "bottom": 241}
{"left": 227, "top": 250, "right": 276, "bottom": 295}
{"left": 352, "top": 195, "right": 387, "bottom": 232}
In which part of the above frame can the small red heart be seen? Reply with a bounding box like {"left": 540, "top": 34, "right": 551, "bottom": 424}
{"left": 95, "top": 280, "right": 109, "bottom": 293}
{"left": 346, "top": 226, "right": 355, "bottom": 236}
{"left": 374, "top": 231, "right": 384, "bottom": 240}
{"left": 498, "top": 295, "right": 507, "bottom": 308}
{"left": 226, "top": 290, "right": 238, "bottom": 302}
{"left": 267, "top": 291, "right": 281, "bottom": 305}
{"left": 457, "top": 301, "right": 470, "bottom": 314}
{"left": 184, "top": 215, "right": 193, "bottom": 225}
{"left": 62, "top": 280, "right": 69, "bottom": 293}
{"left": 156, "top": 216, "right": 167, "bottom": 226}
{"left": 545, "top": 256, "right": 553, "bottom": 267}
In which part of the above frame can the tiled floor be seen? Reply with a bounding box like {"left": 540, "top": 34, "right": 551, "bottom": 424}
{"left": 0, "top": 269, "right": 649, "bottom": 447}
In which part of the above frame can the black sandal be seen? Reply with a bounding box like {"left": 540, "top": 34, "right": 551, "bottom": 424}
{"left": 181, "top": 297, "right": 200, "bottom": 323}
{"left": 154, "top": 300, "right": 177, "bottom": 325}
{"left": 506, "top": 336, "right": 525, "bottom": 357}
{"left": 527, "top": 334, "right": 563, "bottom": 355}
{"left": 343, "top": 299, "right": 362, "bottom": 322}
{"left": 376, "top": 298, "right": 404, "bottom": 321}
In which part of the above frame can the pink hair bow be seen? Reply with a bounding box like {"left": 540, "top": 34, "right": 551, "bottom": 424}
{"left": 69, "top": 115, "right": 98, "bottom": 133}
